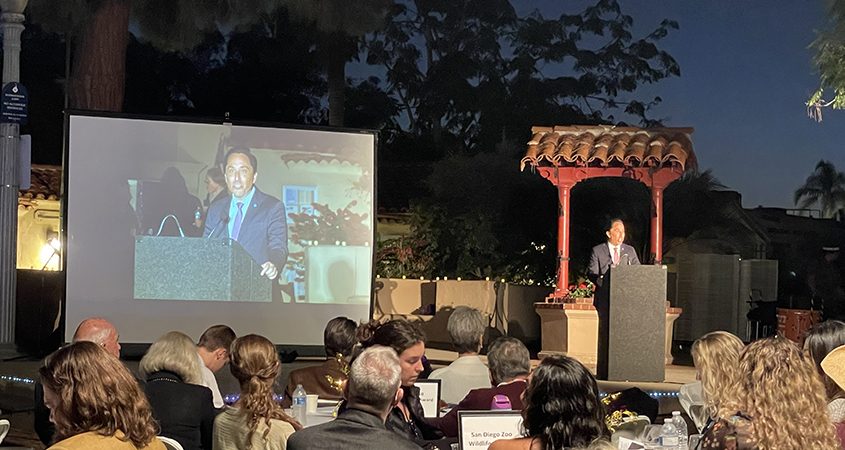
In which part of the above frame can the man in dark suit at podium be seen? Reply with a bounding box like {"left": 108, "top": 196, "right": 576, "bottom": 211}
{"left": 588, "top": 218, "right": 640, "bottom": 288}
{"left": 204, "top": 147, "right": 288, "bottom": 280}
{"left": 588, "top": 218, "right": 639, "bottom": 379}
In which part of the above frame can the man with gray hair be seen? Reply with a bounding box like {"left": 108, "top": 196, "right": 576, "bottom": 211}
{"left": 287, "top": 346, "right": 422, "bottom": 449}
{"left": 429, "top": 306, "right": 490, "bottom": 404}
{"left": 429, "top": 337, "right": 531, "bottom": 438}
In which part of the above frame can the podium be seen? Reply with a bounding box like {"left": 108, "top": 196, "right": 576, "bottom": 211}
{"left": 134, "top": 236, "right": 272, "bottom": 302}
{"left": 597, "top": 265, "right": 666, "bottom": 381}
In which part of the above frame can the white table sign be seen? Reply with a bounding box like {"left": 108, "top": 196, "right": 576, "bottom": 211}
{"left": 414, "top": 379, "right": 441, "bottom": 418}
{"left": 458, "top": 410, "right": 524, "bottom": 450}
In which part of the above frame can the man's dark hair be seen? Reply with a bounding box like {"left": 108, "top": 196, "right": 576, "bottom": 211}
{"left": 606, "top": 217, "right": 624, "bottom": 231}
{"left": 324, "top": 317, "right": 358, "bottom": 357}
{"left": 198, "top": 325, "right": 236, "bottom": 351}
{"left": 207, "top": 166, "right": 225, "bottom": 186}
{"left": 225, "top": 147, "right": 258, "bottom": 173}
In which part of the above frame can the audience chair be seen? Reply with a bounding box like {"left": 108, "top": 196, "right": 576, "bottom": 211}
{"left": 0, "top": 419, "right": 9, "bottom": 445}
{"left": 157, "top": 436, "right": 184, "bottom": 450}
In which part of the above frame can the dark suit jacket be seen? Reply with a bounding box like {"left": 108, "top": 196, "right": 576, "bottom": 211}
{"left": 282, "top": 357, "right": 347, "bottom": 407}
{"left": 588, "top": 242, "right": 640, "bottom": 287}
{"left": 287, "top": 407, "right": 422, "bottom": 450}
{"left": 203, "top": 188, "right": 288, "bottom": 270}
{"left": 143, "top": 370, "right": 216, "bottom": 450}
{"left": 428, "top": 380, "right": 527, "bottom": 438}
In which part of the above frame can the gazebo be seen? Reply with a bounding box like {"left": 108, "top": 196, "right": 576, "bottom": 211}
{"left": 520, "top": 125, "right": 697, "bottom": 300}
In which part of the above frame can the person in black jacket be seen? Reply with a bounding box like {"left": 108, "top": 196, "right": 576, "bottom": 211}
{"left": 140, "top": 331, "right": 216, "bottom": 450}
{"left": 287, "top": 345, "right": 421, "bottom": 450}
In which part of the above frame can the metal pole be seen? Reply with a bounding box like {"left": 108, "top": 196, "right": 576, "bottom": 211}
{"left": 0, "top": 2, "right": 26, "bottom": 346}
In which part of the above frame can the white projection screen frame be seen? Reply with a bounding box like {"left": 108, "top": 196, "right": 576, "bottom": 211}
{"left": 64, "top": 112, "right": 376, "bottom": 346}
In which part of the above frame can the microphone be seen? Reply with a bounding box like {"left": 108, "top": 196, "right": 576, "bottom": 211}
{"left": 207, "top": 212, "right": 229, "bottom": 239}
{"left": 622, "top": 253, "right": 630, "bottom": 265}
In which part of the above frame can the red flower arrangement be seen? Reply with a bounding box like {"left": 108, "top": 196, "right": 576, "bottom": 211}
{"left": 566, "top": 279, "right": 595, "bottom": 300}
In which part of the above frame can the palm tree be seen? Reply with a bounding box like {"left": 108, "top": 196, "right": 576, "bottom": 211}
{"left": 794, "top": 160, "right": 845, "bottom": 219}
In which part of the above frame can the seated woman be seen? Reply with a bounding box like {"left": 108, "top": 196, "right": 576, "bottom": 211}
{"left": 39, "top": 341, "right": 165, "bottom": 450}
{"left": 691, "top": 331, "right": 744, "bottom": 436}
{"left": 701, "top": 337, "right": 839, "bottom": 450}
{"left": 214, "top": 334, "right": 301, "bottom": 450}
{"left": 428, "top": 306, "right": 490, "bottom": 404}
{"left": 283, "top": 316, "right": 357, "bottom": 406}
{"left": 489, "top": 355, "right": 609, "bottom": 450}
{"left": 140, "top": 331, "right": 216, "bottom": 450}
{"left": 357, "top": 319, "right": 443, "bottom": 443}
{"left": 804, "top": 321, "right": 845, "bottom": 426}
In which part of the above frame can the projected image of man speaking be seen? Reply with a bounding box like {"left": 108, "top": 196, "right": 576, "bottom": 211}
{"left": 204, "top": 147, "right": 288, "bottom": 280}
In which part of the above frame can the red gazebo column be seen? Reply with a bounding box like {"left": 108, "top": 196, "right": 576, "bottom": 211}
{"left": 650, "top": 186, "right": 664, "bottom": 264}
{"left": 556, "top": 183, "right": 572, "bottom": 293}
{"left": 648, "top": 170, "right": 683, "bottom": 265}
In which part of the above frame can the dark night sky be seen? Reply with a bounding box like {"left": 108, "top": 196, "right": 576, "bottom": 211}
{"left": 513, "top": 1, "right": 845, "bottom": 209}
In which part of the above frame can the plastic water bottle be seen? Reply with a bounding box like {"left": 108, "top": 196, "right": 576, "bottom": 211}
{"left": 659, "top": 418, "right": 679, "bottom": 448}
{"left": 292, "top": 384, "right": 307, "bottom": 425}
{"left": 672, "top": 410, "right": 688, "bottom": 449}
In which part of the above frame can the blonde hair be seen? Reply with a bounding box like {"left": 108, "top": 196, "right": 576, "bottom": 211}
{"left": 691, "top": 331, "right": 743, "bottom": 418}
{"left": 723, "top": 337, "right": 839, "bottom": 450}
{"left": 229, "top": 334, "right": 301, "bottom": 448}
{"left": 40, "top": 341, "right": 159, "bottom": 447}
{"left": 139, "top": 331, "right": 203, "bottom": 384}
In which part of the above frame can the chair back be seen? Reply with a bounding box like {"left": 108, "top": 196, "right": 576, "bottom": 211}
{"left": 0, "top": 419, "right": 9, "bottom": 444}
{"left": 157, "top": 436, "right": 184, "bottom": 450}
{"left": 679, "top": 381, "right": 708, "bottom": 432}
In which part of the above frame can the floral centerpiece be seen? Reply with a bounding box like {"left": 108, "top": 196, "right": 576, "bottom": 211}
{"left": 565, "top": 279, "right": 595, "bottom": 302}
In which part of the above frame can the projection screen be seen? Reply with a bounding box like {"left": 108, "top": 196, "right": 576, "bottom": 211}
{"left": 64, "top": 113, "right": 376, "bottom": 346}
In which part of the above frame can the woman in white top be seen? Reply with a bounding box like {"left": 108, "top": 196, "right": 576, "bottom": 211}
{"left": 213, "top": 334, "right": 301, "bottom": 450}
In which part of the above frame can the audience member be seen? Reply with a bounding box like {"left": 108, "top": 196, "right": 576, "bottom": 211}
{"left": 204, "top": 167, "right": 227, "bottom": 207}
{"left": 287, "top": 346, "right": 422, "bottom": 450}
{"left": 820, "top": 341, "right": 845, "bottom": 447}
{"left": 701, "top": 337, "right": 838, "bottom": 450}
{"left": 358, "top": 319, "right": 443, "bottom": 443}
{"left": 691, "top": 331, "right": 744, "bottom": 430}
{"left": 283, "top": 317, "right": 357, "bottom": 407}
{"left": 430, "top": 337, "right": 530, "bottom": 437}
{"left": 428, "top": 306, "right": 490, "bottom": 404}
{"left": 197, "top": 325, "right": 236, "bottom": 409}
{"left": 489, "top": 355, "right": 607, "bottom": 450}
{"left": 805, "top": 320, "right": 845, "bottom": 422}
{"left": 39, "top": 341, "right": 165, "bottom": 450}
{"left": 140, "top": 331, "right": 216, "bottom": 450}
{"left": 35, "top": 317, "right": 122, "bottom": 445}
{"left": 213, "top": 334, "right": 300, "bottom": 450}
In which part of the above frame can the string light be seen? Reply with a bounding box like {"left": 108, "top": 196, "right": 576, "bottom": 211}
{"left": 224, "top": 393, "right": 284, "bottom": 405}
{"left": 599, "top": 390, "right": 678, "bottom": 399}
{"left": 0, "top": 375, "right": 35, "bottom": 385}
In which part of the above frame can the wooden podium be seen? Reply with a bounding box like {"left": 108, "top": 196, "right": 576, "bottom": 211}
{"left": 597, "top": 265, "right": 667, "bottom": 382}
{"left": 134, "top": 236, "right": 272, "bottom": 302}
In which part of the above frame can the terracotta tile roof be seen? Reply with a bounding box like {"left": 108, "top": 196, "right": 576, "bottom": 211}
{"left": 521, "top": 125, "right": 696, "bottom": 172}
{"left": 279, "top": 152, "right": 366, "bottom": 165}
{"left": 20, "top": 165, "right": 61, "bottom": 201}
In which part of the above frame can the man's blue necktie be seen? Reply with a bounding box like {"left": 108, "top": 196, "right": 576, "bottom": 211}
{"left": 231, "top": 201, "right": 244, "bottom": 240}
